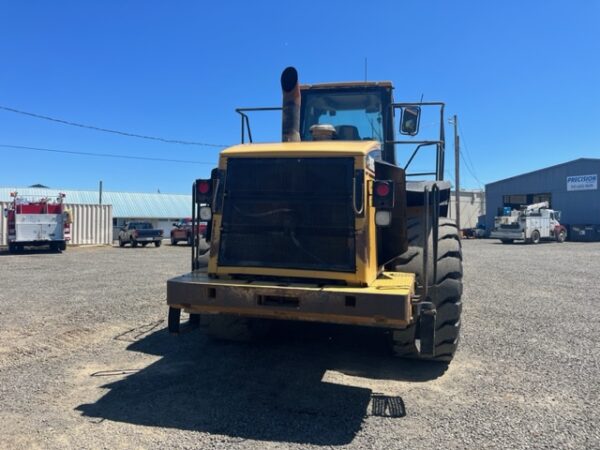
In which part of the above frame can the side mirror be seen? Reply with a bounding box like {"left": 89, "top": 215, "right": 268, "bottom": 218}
{"left": 400, "top": 106, "right": 421, "bottom": 136}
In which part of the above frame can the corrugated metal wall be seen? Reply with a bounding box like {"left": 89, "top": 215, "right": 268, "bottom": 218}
{"left": 448, "top": 190, "right": 486, "bottom": 229}
{"left": 1, "top": 202, "right": 112, "bottom": 246}
{"left": 485, "top": 159, "right": 600, "bottom": 232}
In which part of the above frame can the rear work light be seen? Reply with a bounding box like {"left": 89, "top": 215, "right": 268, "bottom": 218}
{"left": 373, "top": 180, "right": 395, "bottom": 209}
{"left": 199, "top": 206, "right": 212, "bottom": 221}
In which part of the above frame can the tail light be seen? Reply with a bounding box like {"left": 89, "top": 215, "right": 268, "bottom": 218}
{"left": 196, "top": 179, "right": 212, "bottom": 202}
{"left": 195, "top": 177, "right": 216, "bottom": 242}
{"left": 373, "top": 180, "right": 395, "bottom": 209}
{"left": 373, "top": 180, "right": 394, "bottom": 227}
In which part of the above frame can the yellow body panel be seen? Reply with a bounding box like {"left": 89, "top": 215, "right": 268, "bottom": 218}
{"left": 208, "top": 143, "right": 381, "bottom": 286}
{"left": 167, "top": 271, "right": 415, "bottom": 327}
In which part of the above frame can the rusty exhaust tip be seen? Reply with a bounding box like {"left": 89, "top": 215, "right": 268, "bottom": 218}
{"left": 281, "top": 66, "right": 301, "bottom": 142}
{"left": 281, "top": 66, "right": 298, "bottom": 92}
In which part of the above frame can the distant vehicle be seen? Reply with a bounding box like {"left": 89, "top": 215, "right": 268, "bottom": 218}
{"left": 118, "top": 222, "right": 163, "bottom": 247}
{"left": 461, "top": 228, "right": 477, "bottom": 239}
{"left": 170, "top": 218, "right": 207, "bottom": 246}
{"left": 490, "top": 201, "right": 567, "bottom": 244}
{"left": 3, "top": 191, "right": 72, "bottom": 253}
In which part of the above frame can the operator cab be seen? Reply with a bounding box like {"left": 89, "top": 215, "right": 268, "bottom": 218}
{"left": 299, "top": 83, "right": 396, "bottom": 164}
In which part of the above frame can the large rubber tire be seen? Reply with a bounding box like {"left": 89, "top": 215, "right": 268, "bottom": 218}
{"left": 200, "top": 315, "right": 271, "bottom": 341}
{"left": 187, "top": 235, "right": 193, "bottom": 246}
{"left": 500, "top": 239, "right": 513, "bottom": 244}
{"left": 131, "top": 240, "right": 138, "bottom": 248}
{"left": 390, "top": 217, "right": 463, "bottom": 362}
{"left": 171, "top": 236, "right": 177, "bottom": 246}
{"left": 556, "top": 229, "right": 566, "bottom": 243}
{"left": 118, "top": 237, "right": 125, "bottom": 248}
{"left": 8, "top": 243, "right": 16, "bottom": 253}
{"left": 155, "top": 240, "right": 162, "bottom": 247}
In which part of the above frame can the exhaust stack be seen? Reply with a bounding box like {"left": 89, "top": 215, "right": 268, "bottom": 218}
{"left": 281, "top": 66, "right": 301, "bottom": 142}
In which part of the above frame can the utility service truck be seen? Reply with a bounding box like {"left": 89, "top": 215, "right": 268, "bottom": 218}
{"left": 490, "top": 201, "right": 567, "bottom": 244}
{"left": 166, "top": 67, "right": 464, "bottom": 362}
{"left": 3, "top": 192, "right": 72, "bottom": 253}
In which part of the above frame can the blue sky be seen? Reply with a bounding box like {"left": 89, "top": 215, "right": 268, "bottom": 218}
{"left": 0, "top": 1, "right": 598, "bottom": 193}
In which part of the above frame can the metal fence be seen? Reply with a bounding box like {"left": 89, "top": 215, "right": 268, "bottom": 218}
{"left": 1, "top": 202, "right": 113, "bottom": 246}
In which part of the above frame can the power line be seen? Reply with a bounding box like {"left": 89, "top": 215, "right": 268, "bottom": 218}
{"left": 460, "top": 151, "right": 484, "bottom": 189}
{"left": 0, "top": 143, "right": 216, "bottom": 165}
{"left": 457, "top": 122, "right": 485, "bottom": 187}
{"left": 0, "top": 105, "right": 229, "bottom": 148}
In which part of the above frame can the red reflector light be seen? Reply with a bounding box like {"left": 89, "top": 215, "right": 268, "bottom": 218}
{"left": 198, "top": 181, "right": 211, "bottom": 194}
{"left": 375, "top": 182, "right": 391, "bottom": 197}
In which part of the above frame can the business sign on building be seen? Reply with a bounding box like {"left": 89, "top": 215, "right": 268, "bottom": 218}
{"left": 566, "top": 174, "right": 597, "bottom": 191}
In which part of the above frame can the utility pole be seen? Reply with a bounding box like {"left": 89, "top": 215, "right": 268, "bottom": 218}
{"left": 99, "top": 180, "right": 103, "bottom": 205}
{"left": 452, "top": 115, "right": 461, "bottom": 234}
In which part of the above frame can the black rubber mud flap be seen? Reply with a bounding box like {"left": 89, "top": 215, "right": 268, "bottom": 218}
{"left": 419, "top": 303, "right": 436, "bottom": 357}
{"left": 168, "top": 307, "right": 181, "bottom": 334}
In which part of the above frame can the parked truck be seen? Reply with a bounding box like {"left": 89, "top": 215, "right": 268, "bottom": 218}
{"left": 3, "top": 192, "right": 71, "bottom": 253}
{"left": 167, "top": 67, "right": 464, "bottom": 363}
{"left": 118, "top": 222, "right": 163, "bottom": 247}
{"left": 170, "top": 218, "right": 207, "bottom": 246}
{"left": 490, "top": 201, "right": 567, "bottom": 244}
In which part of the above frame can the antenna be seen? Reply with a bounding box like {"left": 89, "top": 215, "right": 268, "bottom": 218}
{"left": 364, "top": 57, "right": 368, "bottom": 81}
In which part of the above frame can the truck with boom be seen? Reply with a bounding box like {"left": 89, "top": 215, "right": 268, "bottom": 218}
{"left": 490, "top": 201, "right": 567, "bottom": 244}
{"left": 166, "top": 67, "right": 464, "bottom": 362}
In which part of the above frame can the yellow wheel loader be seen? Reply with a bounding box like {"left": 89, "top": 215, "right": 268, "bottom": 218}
{"left": 167, "top": 67, "right": 463, "bottom": 362}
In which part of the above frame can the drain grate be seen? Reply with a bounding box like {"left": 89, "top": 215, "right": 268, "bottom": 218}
{"left": 370, "top": 394, "right": 406, "bottom": 418}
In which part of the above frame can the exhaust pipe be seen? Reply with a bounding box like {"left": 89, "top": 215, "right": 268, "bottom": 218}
{"left": 281, "top": 66, "right": 301, "bottom": 142}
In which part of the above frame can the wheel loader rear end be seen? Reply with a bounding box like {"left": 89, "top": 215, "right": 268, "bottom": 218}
{"left": 167, "top": 67, "right": 463, "bottom": 362}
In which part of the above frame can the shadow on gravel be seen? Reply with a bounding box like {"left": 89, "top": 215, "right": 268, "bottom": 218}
{"left": 77, "top": 321, "right": 446, "bottom": 445}
{"left": 0, "top": 248, "right": 62, "bottom": 256}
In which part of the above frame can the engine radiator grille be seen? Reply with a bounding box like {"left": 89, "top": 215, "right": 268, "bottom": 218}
{"left": 219, "top": 157, "right": 356, "bottom": 272}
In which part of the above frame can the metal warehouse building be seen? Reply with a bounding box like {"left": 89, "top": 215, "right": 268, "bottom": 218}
{"left": 1, "top": 187, "right": 192, "bottom": 245}
{"left": 485, "top": 158, "right": 600, "bottom": 236}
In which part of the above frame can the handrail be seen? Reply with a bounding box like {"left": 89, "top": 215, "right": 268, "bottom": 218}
{"left": 235, "top": 107, "right": 281, "bottom": 144}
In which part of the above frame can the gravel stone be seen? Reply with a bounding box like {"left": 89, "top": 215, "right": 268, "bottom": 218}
{"left": 0, "top": 240, "right": 598, "bottom": 449}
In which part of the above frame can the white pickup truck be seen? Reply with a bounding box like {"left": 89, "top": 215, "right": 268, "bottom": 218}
{"left": 490, "top": 202, "right": 567, "bottom": 244}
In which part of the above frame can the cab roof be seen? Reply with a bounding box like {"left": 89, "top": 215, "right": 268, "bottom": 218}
{"left": 221, "top": 141, "right": 381, "bottom": 157}
{"left": 300, "top": 81, "right": 393, "bottom": 90}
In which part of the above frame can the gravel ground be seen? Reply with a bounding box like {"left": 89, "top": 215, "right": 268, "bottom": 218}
{"left": 0, "top": 240, "right": 598, "bottom": 449}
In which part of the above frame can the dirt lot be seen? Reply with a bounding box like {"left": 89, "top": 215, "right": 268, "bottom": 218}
{"left": 0, "top": 240, "right": 598, "bottom": 449}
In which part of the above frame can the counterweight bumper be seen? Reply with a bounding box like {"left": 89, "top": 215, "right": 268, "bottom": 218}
{"left": 167, "top": 271, "right": 415, "bottom": 328}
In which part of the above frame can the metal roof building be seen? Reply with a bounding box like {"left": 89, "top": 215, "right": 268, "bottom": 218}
{"left": 1, "top": 187, "right": 192, "bottom": 242}
{"left": 485, "top": 158, "right": 600, "bottom": 236}
{"left": 0, "top": 187, "right": 191, "bottom": 219}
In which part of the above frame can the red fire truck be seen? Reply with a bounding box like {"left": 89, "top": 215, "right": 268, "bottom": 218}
{"left": 3, "top": 192, "right": 72, "bottom": 253}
